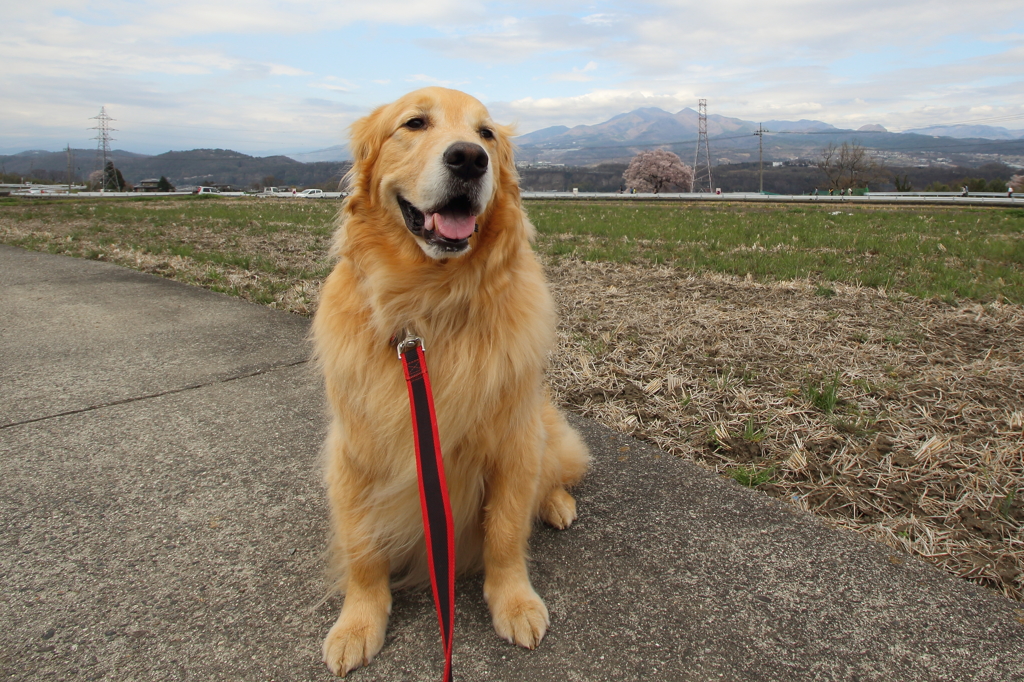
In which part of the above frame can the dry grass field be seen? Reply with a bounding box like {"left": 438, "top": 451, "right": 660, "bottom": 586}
{"left": 2, "top": 196, "right": 1022, "bottom": 602}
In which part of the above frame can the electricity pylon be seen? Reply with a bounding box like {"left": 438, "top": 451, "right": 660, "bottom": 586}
{"left": 89, "top": 107, "right": 117, "bottom": 191}
{"left": 691, "top": 99, "right": 713, "bottom": 193}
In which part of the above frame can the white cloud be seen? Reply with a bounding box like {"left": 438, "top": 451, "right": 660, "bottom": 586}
{"left": 27, "top": 0, "right": 489, "bottom": 37}
{"left": 405, "top": 74, "right": 470, "bottom": 87}
{"left": 309, "top": 76, "right": 357, "bottom": 92}
{"left": 269, "top": 65, "right": 312, "bottom": 77}
{"left": 2, "top": 0, "right": 1024, "bottom": 152}
{"left": 582, "top": 13, "right": 616, "bottom": 26}
{"left": 550, "top": 61, "right": 600, "bottom": 82}
{"left": 491, "top": 89, "right": 700, "bottom": 130}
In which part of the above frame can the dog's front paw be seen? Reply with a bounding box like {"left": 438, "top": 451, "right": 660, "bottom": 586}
{"left": 322, "top": 608, "right": 388, "bottom": 677}
{"left": 487, "top": 584, "right": 550, "bottom": 649}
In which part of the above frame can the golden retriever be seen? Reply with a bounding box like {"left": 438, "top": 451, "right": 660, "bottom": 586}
{"left": 311, "top": 86, "right": 590, "bottom": 677}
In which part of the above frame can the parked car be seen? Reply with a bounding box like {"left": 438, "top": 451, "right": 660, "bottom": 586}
{"left": 298, "top": 189, "right": 325, "bottom": 198}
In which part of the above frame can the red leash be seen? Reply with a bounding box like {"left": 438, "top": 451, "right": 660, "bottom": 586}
{"left": 398, "top": 333, "right": 455, "bottom": 682}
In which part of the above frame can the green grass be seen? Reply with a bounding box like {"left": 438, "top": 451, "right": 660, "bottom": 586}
{"left": 0, "top": 195, "right": 336, "bottom": 271}
{"left": 0, "top": 196, "right": 340, "bottom": 311}
{"left": 742, "top": 415, "right": 767, "bottom": 443}
{"left": 999, "top": 490, "right": 1017, "bottom": 520}
{"left": 815, "top": 284, "right": 836, "bottom": 298}
{"left": 804, "top": 373, "right": 842, "bottom": 415}
{"left": 726, "top": 464, "right": 776, "bottom": 487}
{"left": 526, "top": 201, "right": 1024, "bottom": 303}
{"left": 3, "top": 196, "right": 1024, "bottom": 305}
{"left": 3, "top": 195, "right": 334, "bottom": 232}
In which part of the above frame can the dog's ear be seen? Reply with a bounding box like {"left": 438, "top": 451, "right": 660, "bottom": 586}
{"left": 490, "top": 122, "right": 519, "bottom": 191}
{"left": 345, "top": 101, "right": 403, "bottom": 209}
{"left": 348, "top": 103, "right": 395, "bottom": 169}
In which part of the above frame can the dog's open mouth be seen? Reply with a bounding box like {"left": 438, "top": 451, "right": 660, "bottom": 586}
{"left": 398, "top": 195, "right": 477, "bottom": 254}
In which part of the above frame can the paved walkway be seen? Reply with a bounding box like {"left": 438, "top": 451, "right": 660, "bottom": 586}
{"left": 2, "top": 244, "right": 1022, "bottom": 681}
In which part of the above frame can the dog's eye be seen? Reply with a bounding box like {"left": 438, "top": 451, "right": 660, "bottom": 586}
{"left": 404, "top": 118, "right": 426, "bottom": 130}
{"left": 479, "top": 128, "right": 494, "bottom": 140}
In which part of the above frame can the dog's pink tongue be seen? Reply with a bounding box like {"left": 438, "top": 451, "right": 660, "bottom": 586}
{"left": 433, "top": 212, "right": 476, "bottom": 241}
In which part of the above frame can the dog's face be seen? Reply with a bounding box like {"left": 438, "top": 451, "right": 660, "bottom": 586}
{"left": 348, "top": 87, "right": 515, "bottom": 260}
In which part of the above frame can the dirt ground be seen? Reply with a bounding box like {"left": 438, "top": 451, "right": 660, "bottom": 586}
{"left": 545, "top": 258, "right": 1024, "bottom": 602}
{"left": 3, "top": 216, "right": 1022, "bottom": 602}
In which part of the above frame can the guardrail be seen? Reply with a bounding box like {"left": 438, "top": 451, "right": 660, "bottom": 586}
{"left": 4, "top": 189, "right": 1017, "bottom": 206}
{"left": 6, "top": 191, "right": 346, "bottom": 199}
{"left": 520, "top": 192, "right": 1021, "bottom": 206}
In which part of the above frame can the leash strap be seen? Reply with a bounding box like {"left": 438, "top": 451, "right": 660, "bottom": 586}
{"left": 399, "top": 335, "right": 455, "bottom": 682}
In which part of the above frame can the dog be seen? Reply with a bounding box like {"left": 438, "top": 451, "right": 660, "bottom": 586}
{"left": 311, "top": 87, "right": 590, "bottom": 677}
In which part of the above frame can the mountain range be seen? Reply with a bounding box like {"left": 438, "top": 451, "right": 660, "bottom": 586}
{"left": 904, "top": 124, "right": 1024, "bottom": 140}
{"left": 283, "top": 145, "right": 351, "bottom": 163}
{"left": 280, "top": 116, "right": 1024, "bottom": 165}
{"left": 4, "top": 109, "right": 1022, "bottom": 187}
{"left": 512, "top": 108, "right": 1024, "bottom": 165}
{"left": 1, "top": 148, "right": 350, "bottom": 189}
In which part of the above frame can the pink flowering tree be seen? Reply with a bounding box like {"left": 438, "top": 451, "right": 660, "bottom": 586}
{"left": 622, "top": 150, "right": 694, "bottom": 194}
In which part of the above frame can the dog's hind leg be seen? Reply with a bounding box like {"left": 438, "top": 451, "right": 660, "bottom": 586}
{"left": 538, "top": 400, "right": 590, "bottom": 530}
{"left": 482, "top": 419, "right": 551, "bottom": 650}
{"left": 540, "top": 487, "right": 577, "bottom": 530}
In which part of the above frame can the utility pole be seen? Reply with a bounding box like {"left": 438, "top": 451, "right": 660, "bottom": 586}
{"left": 66, "top": 144, "right": 74, "bottom": 192}
{"left": 755, "top": 123, "right": 769, "bottom": 194}
{"left": 89, "top": 107, "right": 117, "bottom": 191}
{"left": 692, "top": 98, "right": 713, "bottom": 193}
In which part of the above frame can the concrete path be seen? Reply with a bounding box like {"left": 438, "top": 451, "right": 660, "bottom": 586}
{"left": 2, "top": 244, "right": 1022, "bottom": 682}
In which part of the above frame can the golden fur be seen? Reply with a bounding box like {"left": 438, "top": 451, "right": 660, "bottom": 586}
{"left": 311, "top": 87, "right": 590, "bottom": 677}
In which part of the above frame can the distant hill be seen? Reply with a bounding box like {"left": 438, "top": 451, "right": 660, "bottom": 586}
{"left": 6, "top": 148, "right": 150, "bottom": 161}
{"left": 284, "top": 145, "right": 352, "bottom": 163}
{"left": 516, "top": 107, "right": 758, "bottom": 151}
{"left": 6, "top": 109, "right": 1024, "bottom": 188}
{"left": 0, "top": 148, "right": 350, "bottom": 189}
{"left": 904, "top": 124, "right": 1024, "bottom": 140}
{"left": 514, "top": 107, "right": 855, "bottom": 164}
{"left": 515, "top": 107, "right": 846, "bottom": 150}
{"left": 1, "top": 148, "right": 151, "bottom": 184}
{"left": 514, "top": 108, "right": 1024, "bottom": 165}
{"left": 513, "top": 125, "right": 569, "bottom": 144}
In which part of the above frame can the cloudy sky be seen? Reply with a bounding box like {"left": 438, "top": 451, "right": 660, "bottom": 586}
{"left": 3, "top": 0, "right": 1023, "bottom": 155}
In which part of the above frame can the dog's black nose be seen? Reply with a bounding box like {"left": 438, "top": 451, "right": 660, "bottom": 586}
{"left": 443, "top": 142, "right": 489, "bottom": 181}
